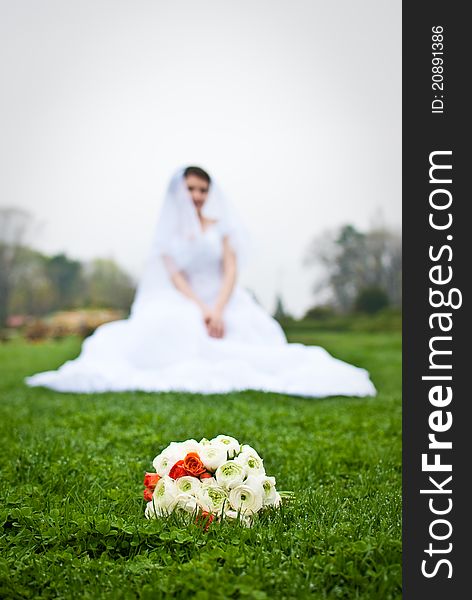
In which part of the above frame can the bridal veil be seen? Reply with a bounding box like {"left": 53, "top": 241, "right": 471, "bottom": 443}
{"left": 131, "top": 166, "right": 250, "bottom": 317}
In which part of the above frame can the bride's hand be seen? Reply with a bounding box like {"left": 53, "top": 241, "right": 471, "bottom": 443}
{"left": 199, "top": 304, "right": 224, "bottom": 338}
{"left": 205, "top": 308, "right": 225, "bottom": 339}
{"left": 200, "top": 305, "right": 212, "bottom": 324}
{"left": 199, "top": 305, "right": 218, "bottom": 337}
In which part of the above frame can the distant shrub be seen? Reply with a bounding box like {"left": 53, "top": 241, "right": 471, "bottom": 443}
{"left": 77, "top": 322, "right": 98, "bottom": 339}
{"left": 349, "top": 308, "right": 402, "bottom": 332}
{"left": 24, "top": 319, "right": 50, "bottom": 342}
{"left": 303, "top": 305, "right": 337, "bottom": 321}
{"left": 20, "top": 309, "right": 125, "bottom": 342}
{"left": 355, "top": 286, "right": 390, "bottom": 314}
{"left": 0, "top": 329, "right": 13, "bottom": 343}
{"left": 280, "top": 307, "right": 402, "bottom": 335}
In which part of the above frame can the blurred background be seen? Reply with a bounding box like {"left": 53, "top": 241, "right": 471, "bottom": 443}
{"left": 0, "top": 0, "right": 401, "bottom": 342}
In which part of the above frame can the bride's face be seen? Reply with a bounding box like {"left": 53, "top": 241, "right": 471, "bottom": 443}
{"left": 185, "top": 174, "right": 209, "bottom": 212}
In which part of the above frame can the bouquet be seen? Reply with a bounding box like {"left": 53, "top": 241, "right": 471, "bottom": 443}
{"left": 143, "top": 435, "right": 286, "bottom": 528}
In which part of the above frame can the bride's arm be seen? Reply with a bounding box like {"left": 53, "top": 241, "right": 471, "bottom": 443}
{"left": 214, "top": 237, "right": 237, "bottom": 314}
{"left": 162, "top": 254, "right": 208, "bottom": 314}
{"left": 207, "top": 237, "right": 237, "bottom": 338}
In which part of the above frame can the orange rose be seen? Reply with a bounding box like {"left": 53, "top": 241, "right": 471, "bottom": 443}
{"left": 200, "top": 471, "right": 213, "bottom": 480}
{"left": 143, "top": 487, "right": 154, "bottom": 502}
{"left": 143, "top": 472, "right": 160, "bottom": 501}
{"left": 183, "top": 452, "right": 206, "bottom": 477}
{"left": 143, "top": 472, "right": 160, "bottom": 489}
{"left": 195, "top": 510, "right": 214, "bottom": 532}
{"left": 169, "top": 460, "right": 187, "bottom": 480}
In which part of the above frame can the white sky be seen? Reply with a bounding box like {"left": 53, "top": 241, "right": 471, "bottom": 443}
{"left": 0, "top": 0, "right": 401, "bottom": 317}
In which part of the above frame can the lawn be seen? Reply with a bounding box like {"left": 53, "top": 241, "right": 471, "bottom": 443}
{"left": 0, "top": 330, "right": 401, "bottom": 599}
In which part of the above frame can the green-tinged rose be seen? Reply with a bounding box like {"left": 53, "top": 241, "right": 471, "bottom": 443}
{"left": 175, "top": 475, "right": 201, "bottom": 495}
{"left": 215, "top": 460, "right": 245, "bottom": 488}
{"left": 212, "top": 435, "right": 241, "bottom": 459}
{"left": 234, "top": 450, "right": 265, "bottom": 477}
{"left": 200, "top": 484, "right": 228, "bottom": 514}
{"left": 245, "top": 474, "right": 278, "bottom": 505}
{"left": 147, "top": 476, "right": 178, "bottom": 516}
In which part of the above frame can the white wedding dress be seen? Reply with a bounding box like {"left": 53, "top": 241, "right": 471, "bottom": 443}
{"left": 25, "top": 221, "right": 376, "bottom": 397}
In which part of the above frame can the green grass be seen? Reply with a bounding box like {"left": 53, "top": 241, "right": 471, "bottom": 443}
{"left": 0, "top": 331, "right": 401, "bottom": 599}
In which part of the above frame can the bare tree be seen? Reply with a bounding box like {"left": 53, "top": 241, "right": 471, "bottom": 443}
{"left": 9, "top": 247, "right": 57, "bottom": 316}
{"left": 0, "top": 207, "right": 34, "bottom": 327}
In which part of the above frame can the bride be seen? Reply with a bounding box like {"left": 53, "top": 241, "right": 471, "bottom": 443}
{"left": 25, "top": 166, "right": 376, "bottom": 397}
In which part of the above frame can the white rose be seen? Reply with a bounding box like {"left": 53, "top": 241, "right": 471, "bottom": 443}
{"left": 228, "top": 481, "right": 264, "bottom": 515}
{"left": 152, "top": 452, "right": 178, "bottom": 477}
{"left": 199, "top": 443, "right": 228, "bottom": 471}
{"left": 165, "top": 439, "right": 202, "bottom": 458}
{"left": 245, "top": 474, "right": 278, "bottom": 506}
{"left": 151, "top": 475, "right": 178, "bottom": 514}
{"left": 145, "top": 500, "right": 156, "bottom": 519}
{"left": 199, "top": 484, "right": 228, "bottom": 514}
{"left": 215, "top": 460, "right": 245, "bottom": 489}
{"left": 152, "top": 444, "right": 185, "bottom": 476}
{"left": 179, "top": 439, "right": 202, "bottom": 453}
{"left": 200, "top": 476, "right": 217, "bottom": 487}
{"left": 234, "top": 450, "right": 265, "bottom": 477}
{"left": 241, "top": 444, "right": 262, "bottom": 460}
{"left": 225, "top": 509, "right": 253, "bottom": 527}
{"left": 152, "top": 439, "right": 203, "bottom": 476}
{"left": 240, "top": 444, "right": 262, "bottom": 458}
{"left": 212, "top": 435, "right": 241, "bottom": 459}
{"left": 175, "top": 476, "right": 202, "bottom": 495}
{"left": 173, "top": 492, "right": 201, "bottom": 514}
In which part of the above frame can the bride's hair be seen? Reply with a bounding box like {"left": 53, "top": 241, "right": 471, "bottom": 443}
{"left": 183, "top": 165, "right": 211, "bottom": 184}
